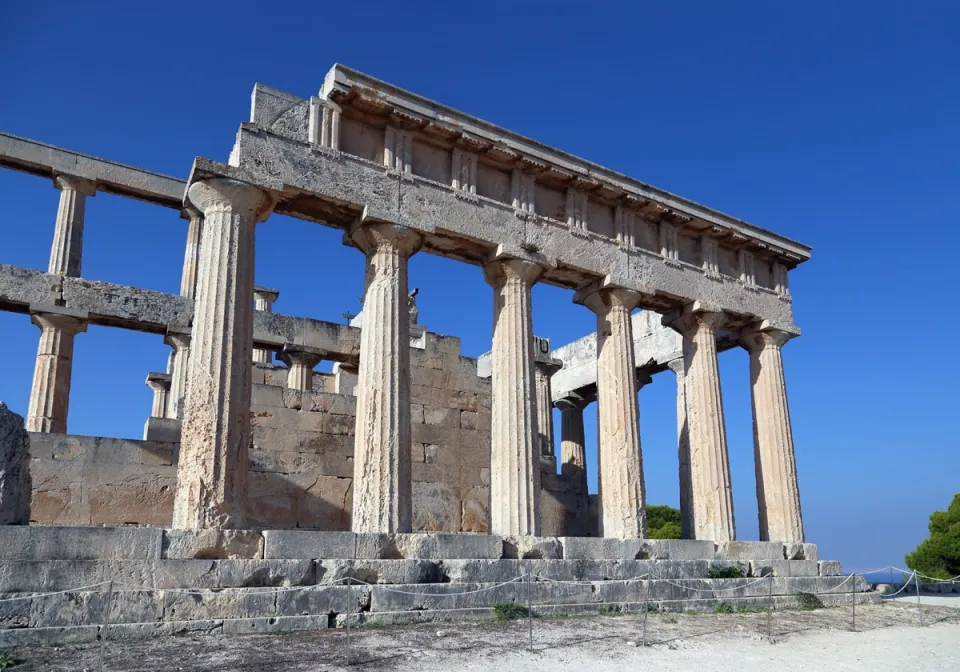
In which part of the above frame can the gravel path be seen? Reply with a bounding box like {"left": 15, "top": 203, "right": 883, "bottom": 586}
{"left": 5, "top": 601, "right": 958, "bottom": 671}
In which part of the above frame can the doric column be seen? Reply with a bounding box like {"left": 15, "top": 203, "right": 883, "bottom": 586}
{"left": 556, "top": 393, "right": 590, "bottom": 493}
{"left": 579, "top": 286, "right": 646, "bottom": 539}
{"left": 349, "top": 222, "right": 422, "bottom": 533}
{"left": 26, "top": 309, "right": 87, "bottom": 433}
{"left": 179, "top": 208, "right": 203, "bottom": 299}
{"left": 533, "top": 348, "right": 562, "bottom": 458}
{"left": 252, "top": 287, "right": 279, "bottom": 364}
{"left": 145, "top": 373, "right": 172, "bottom": 418}
{"left": 172, "top": 178, "right": 273, "bottom": 530}
{"left": 483, "top": 258, "right": 544, "bottom": 536}
{"left": 741, "top": 326, "right": 805, "bottom": 542}
{"left": 48, "top": 175, "right": 95, "bottom": 277}
{"left": 667, "top": 357, "right": 694, "bottom": 539}
{"left": 279, "top": 346, "right": 325, "bottom": 391}
{"left": 666, "top": 307, "right": 735, "bottom": 541}
{"left": 164, "top": 330, "right": 191, "bottom": 420}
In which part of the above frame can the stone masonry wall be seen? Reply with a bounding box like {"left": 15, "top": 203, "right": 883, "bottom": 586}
{"left": 28, "top": 330, "right": 580, "bottom": 531}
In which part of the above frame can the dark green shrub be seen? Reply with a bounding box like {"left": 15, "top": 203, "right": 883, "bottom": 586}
{"left": 796, "top": 592, "right": 824, "bottom": 611}
{"left": 707, "top": 564, "right": 745, "bottom": 579}
{"left": 493, "top": 602, "right": 529, "bottom": 622}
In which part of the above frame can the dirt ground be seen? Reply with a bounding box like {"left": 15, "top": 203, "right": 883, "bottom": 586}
{"left": 5, "top": 601, "right": 959, "bottom": 671}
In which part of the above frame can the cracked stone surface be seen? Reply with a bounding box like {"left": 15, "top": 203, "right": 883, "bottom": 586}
{"left": 668, "top": 309, "right": 735, "bottom": 542}
{"left": 581, "top": 288, "right": 647, "bottom": 539}
{"left": 0, "top": 402, "right": 31, "bottom": 525}
{"left": 172, "top": 178, "right": 273, "bottom": 530}
{"left": 349, "top": 223, "right": 421, "bottom": 533}
{"left": 742, "top": 328, "right": 804, "bottom": 542}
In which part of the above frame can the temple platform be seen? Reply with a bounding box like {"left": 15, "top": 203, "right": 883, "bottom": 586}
{"left": 0, "top": 527, "right": 876, "bottom": 645}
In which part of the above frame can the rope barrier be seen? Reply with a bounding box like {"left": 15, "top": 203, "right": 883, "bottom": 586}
{"left": 0, "top": 582, "right": 111, "bottom": 603}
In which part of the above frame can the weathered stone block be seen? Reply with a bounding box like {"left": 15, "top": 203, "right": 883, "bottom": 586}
{"left": 0, "top": 402, "right": 31, "bottom": 525}
{"left": 164, "top": 588, "right": 275, "bottom": 621}
{"left": 819, "top": 560, "right": 843, "bottom": 576}
{"left": 394, "top": 533, "right": 503, "bottom": 559}
{"left": 504, "top": 536, "right": 563, "bottom": 560}
{"left": 162, "top": 530, "right": 264, "bottom": 560}
{"left": 251, "top": 384, "right": 284, "bottom": 408}
{"left": 216, "top": 559, "right": 316, "bottom": 587}
{"left": 748, "top": 559, "right": 821, "bottom": 577}
{"left": 638, "top": 539, "right": 716, "bottom": 560}
{"left": 0, "top": 526, "right": 163, "bottom": 560}
{"left": 263, "top": 530, "right": 356, "bottom": 559}
{"left": 275, "top": 585, "right": 368, "bottom": 615}
{"left": 715, "top": 541, "right": 786, "bottom": 561}
{"left": 316, "top": 559, "right": 444, "bottom": 585}
{"left": 560, "top": 537, "right": 647, "bottom": 560}
{"left": 784, "top": 542, "right": 819, "bottom": 561}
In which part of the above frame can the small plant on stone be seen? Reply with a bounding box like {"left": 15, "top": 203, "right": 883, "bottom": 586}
{"left": 707, "top": 564, "right": 745, "bottom": 579}
{"left": 598, "top": 605, "right": 625, "bottom": 617}
{"left": 735, "top": 605, "right": 760, "bottom": 614}
{"left": 0, "top": 651, "right": 14, "bottom": 669}
{"left": 714, "top": 601, "right": 736, "bottom": 614}
{"left": 493, "top": 602, "right": 529, "bottom": 623}
{"left": 796, "top": 592, "right": 825, "bottom": 611}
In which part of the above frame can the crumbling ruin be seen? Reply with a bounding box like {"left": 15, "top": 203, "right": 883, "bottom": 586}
{"left": 0, "top": 65, "right": 870, "bottom": 644}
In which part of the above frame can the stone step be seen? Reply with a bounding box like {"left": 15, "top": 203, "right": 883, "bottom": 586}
{"left": 0, "top": 574, "right": 874, "bottom": 646}
{"left": 0, "top": 558, "right": 838, "bottom": 593}
{"left": 0, "top": 527, "right": 820, "bottom": 563}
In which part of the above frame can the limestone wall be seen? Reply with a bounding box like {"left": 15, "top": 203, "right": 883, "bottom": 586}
{"left": 29, "top": 434, "right": 176, "bottom": 527}
{"left": 28, "top": 331, "right": 580, "bottom": 532}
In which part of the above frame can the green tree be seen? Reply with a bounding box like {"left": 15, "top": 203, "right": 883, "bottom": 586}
{"left": 647, "top": 505, "right": 682, "bottom": 539}
{"left": 905, "top": 494, "right": 960, "bottom": 580}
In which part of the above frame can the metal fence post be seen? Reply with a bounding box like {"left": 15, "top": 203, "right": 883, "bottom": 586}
{"left": 767, "top": 574, "right": 773, "bottom": 641}
{"left": 99, "top": 580, "right": 113, "bottom": 672}
{"left": 642, "top": 579, "right": 649, "bottom": 647}
{"left": 851, "top": 573, "right": 856, "bottom": 632}
{"left": 345, "top": 577, "right": 352, "bottom": 666}
{"left": 915, "top": 571, "right": 924, "bottom": 627}
{"left": 526, "top": 570, "right": 533, "bottom": 651}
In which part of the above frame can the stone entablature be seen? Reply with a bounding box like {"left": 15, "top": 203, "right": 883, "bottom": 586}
{"left": 234, "top": 72, "right": 807, "bottom": 328}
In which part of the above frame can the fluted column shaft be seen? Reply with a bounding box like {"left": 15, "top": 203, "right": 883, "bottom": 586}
{"left": 146, "top": 375, "right": 171, "bottom": 418}
{"left": 582, "top": 288, "right": 646, "bottom": 539}
{"left": 556, "top": 393, "right": 591, "bottom": 536}
{"left": 483, "top": 258, "right": 543, "bottom": 536}
{"left": 172, "top": 178, "right": 272, "bottom": 530}
{"left": 180, "top": 209, "right": 203, "bottom": 299}
{"left": 667, "top": 358, "right": 694, "bottom": 539}
{"left": 26, "top": 313, "right": 87, "bottom": 433}
{"left": 48, "top": 176, "right": 95, "bottom": 277}
{"left": 534, "top": 360, "right": 561, "bottom": 457}
{"left": 350, "top": 223, "right": 422, "bottom": 533}
{"left": 742, "top": 328, "right": 805, "bottom": 542}
{"left": 164, "top": 332, "right": 191, "bottom": 420}
{"left": 670, "top": 309, "right": 735, "bottom": 541}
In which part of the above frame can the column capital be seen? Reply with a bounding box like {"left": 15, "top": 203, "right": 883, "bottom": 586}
{"left": 253, "top": 286, "right": 280, "bottom": 307}
{"left": 145, "top": 372, "right": 172, "bottom": 392}
{"left": 187, "top": 178, "right": 274, "bottom": 223}
{"left": 54, "top": 174, "right": 96, "bottom": 196}
{"left": 575, "top": 283, "right": 643, "bottom": 316}
{"left": 29, "top": 307, "right": 88, "bottom": 335}
{"left": 740, "top": 325, "right": 799, "bottom": 352}
{"left": 164, "top": 329, "right": 192, "bottom": 351}
{"left": 482, "top": 256, "right": 544, "bottom": 287}
{"left": 535, "top": 357, "right": 563, "bottom": 377}
{"left": 278, "top": 345, "right": 326, "bottom": 370}
{"left": 554, "top": 390, "right": 595, "bottom": 412}
{"left": 349, "top": 221, "right": 422, "bottom": 257}
{"left": 664, "top": 303, "right": 727, "bottom": 335}
{"left": 666, "top": 357, "right": 685, "bottom": 376}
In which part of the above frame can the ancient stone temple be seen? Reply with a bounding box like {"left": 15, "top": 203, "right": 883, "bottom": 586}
{"left": 0, "top": 65, "right": 866, "bottom": 644}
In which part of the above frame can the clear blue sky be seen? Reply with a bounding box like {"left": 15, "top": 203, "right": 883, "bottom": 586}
{"left": 1, "top": 1, "right": 956, "bottom": 575}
